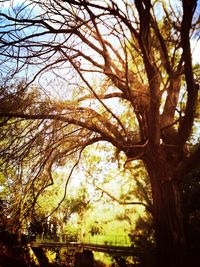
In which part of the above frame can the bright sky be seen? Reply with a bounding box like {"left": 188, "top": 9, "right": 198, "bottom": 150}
{"left": 191, "top": 40, "right": 200, "bottom": 64}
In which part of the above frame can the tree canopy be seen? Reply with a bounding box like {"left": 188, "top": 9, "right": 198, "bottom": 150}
{"left": 0, "top": 1, "right": 200, "bottom": 266}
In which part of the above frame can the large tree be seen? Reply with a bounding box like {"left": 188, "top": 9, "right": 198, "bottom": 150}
{"left": 0, "top": 0, "right": 200, "bottom": 266}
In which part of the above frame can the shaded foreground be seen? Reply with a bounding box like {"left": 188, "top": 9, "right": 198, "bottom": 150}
{"left": 0, "top": 233, "right": 148, "bottom": 267}
{"left": 1, "top": 224, "right": 200, "bottom": 267}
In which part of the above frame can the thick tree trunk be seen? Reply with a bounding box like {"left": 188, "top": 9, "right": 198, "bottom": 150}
{"left": 145, "top": 157, "right": 187, "bottom": 267}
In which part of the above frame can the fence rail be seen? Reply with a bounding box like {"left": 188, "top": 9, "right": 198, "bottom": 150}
{"left": 30, "top": 235, "right": 142, "bottom": 256}
{"left": 34, "top": 234, "right": 131, "bottom": 247}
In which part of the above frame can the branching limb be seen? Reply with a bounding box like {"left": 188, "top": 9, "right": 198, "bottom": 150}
{"left": 94, "top": 183, "right": 152, "bottom": 214}
{"left": 43, "top": 147, "right": 84, "bottom": 221}
{"left": 177, "top": 0, "right": 199, "bottom": 147}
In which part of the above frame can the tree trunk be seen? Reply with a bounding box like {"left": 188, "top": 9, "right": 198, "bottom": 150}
{"left": 144, "top": 156, "right": 187, "bottom": 267}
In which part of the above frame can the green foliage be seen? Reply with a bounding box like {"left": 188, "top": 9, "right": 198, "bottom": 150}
{"left": 0, "top": 1, "right": 199, "bottom": 265}
{"left": 63, "top": 223, "right": 79, "bottom": 241}
{"left": 54, "top": 247, "right": 75, "bottom": 267}
{"left": 128, "top": 214, "right": 155, "bottom": 267}
{"left": 182, "top": 164, "right": 200, "bottom": 264}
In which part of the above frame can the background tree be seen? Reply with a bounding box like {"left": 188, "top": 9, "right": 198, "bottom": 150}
{"left": 82, "top": 144, "right": 155, "bottom": 265}
{"left": 0, "top": 1, "right": 200, "bottom": 266}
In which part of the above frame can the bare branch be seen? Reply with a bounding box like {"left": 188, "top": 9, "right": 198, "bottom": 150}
{"left": 94, "top": 183, "right": 152, "bottom": 213}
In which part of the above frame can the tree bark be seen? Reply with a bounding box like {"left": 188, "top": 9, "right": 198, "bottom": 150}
{"left": 144, "top": 154, "right": 187, "bottom": 267}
